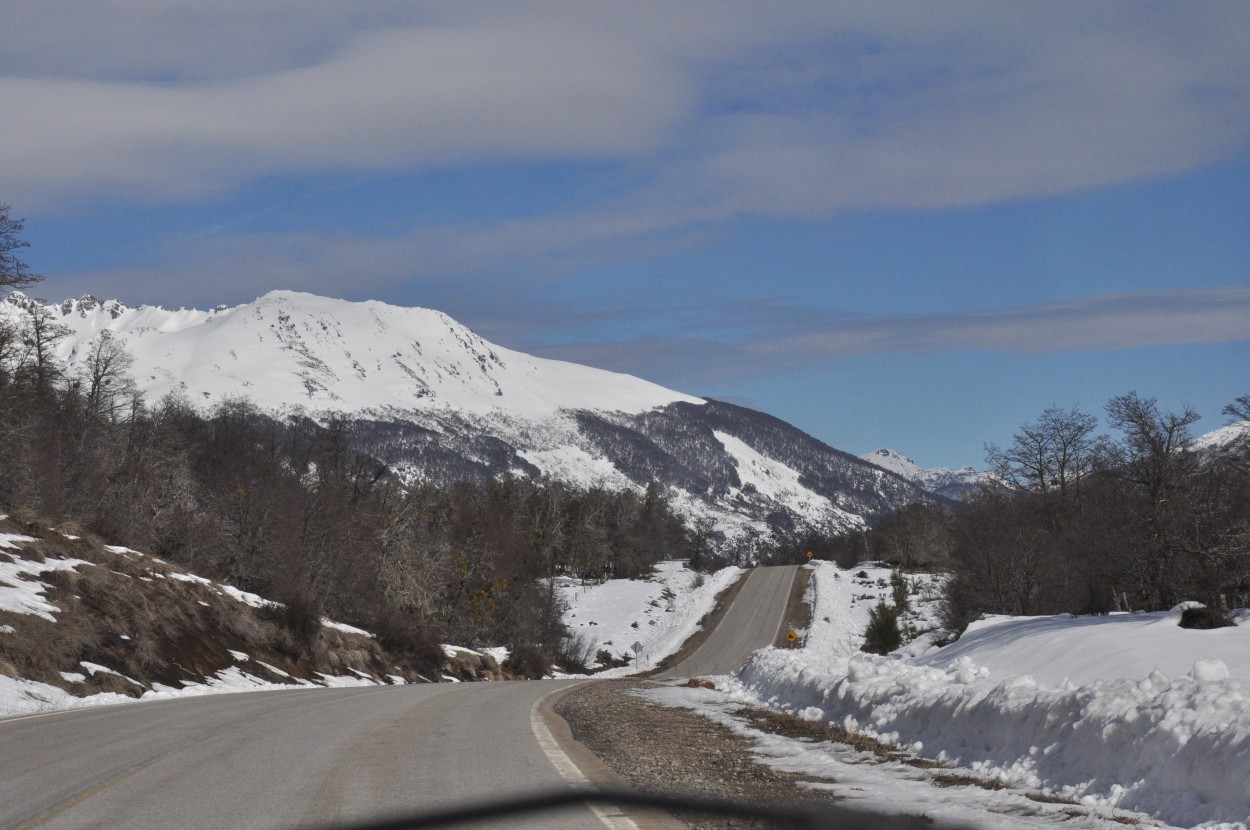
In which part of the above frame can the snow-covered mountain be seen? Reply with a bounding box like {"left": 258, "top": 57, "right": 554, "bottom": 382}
{"left": 860, "top": 448, "right": 985, "bottom": 501}
{"left": 17, "top": 290, "right": 700, "bottom": 418}
{"left": 1193, "top": 421, "right": 1250, "bottom": 455}
{"left": 2, "top": 290, "right": 936, "bottom": 549}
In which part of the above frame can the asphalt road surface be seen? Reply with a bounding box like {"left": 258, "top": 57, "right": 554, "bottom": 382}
{"left": 658, "top": 564, "right": 799, "bottom": 678}
{"left": 0, "top": 680, "right": 603, "bottom": 830}
{"left": 1, "top": 566, "right": 798, "bottom": 829}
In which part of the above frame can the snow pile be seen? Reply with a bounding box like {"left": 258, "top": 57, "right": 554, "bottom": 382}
{"left": 912, "top": 607, "right": 1250, "bottom": 686}
{"left": 560, "top": 561, "right": 743, "bottom": 675}
{"left": 722, "top": 562, "right": 1250, "bottom": 828}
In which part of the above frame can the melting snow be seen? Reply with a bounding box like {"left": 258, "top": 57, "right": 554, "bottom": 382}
{"left": 0, "top": 546, "right": 90, "bottom": 621}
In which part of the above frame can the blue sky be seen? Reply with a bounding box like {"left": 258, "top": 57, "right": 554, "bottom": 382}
{"left": 4, "top": 2, "right": 1249, "bottom": 469}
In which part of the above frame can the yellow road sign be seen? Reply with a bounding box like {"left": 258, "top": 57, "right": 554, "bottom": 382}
{"left": 786, "top": 629, "right": 798, "bottom": 643}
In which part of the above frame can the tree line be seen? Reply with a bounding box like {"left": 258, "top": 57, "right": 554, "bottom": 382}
{"left": 818, "top": 393, "right": 1250, "bottom": 637}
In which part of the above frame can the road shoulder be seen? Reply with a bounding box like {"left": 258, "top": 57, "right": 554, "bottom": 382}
{"left": 554, "top": 679, "right": 847, "bottom": 830}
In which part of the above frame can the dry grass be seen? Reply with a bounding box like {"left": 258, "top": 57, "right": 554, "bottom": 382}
{"left": 1061, "top": 807, "right": 1143, "bottom": 825}
{"left": 732, "top": 705, "right": 890, "bottom": 756}
{"left": 931, "top": 771, "right": 1006, "bottom": 791}
{"left": 731, "top": 703, "right": 1112, "bottom": 820}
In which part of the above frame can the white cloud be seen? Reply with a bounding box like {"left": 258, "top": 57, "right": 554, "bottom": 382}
{"left": 4, "top": 1, "right": 1248, "bottom": 216}
{"left": 2, "top": 14, "right": 691, "bottom": 205}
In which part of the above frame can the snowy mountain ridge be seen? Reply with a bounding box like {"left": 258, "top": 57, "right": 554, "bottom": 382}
{"left": 8, "top": 290, "right": 700, "bottom": 419}
{"left": 860, "top": 448, "right": 985, "bottom": 501}
{"left": 2, "top": 290, "right": 937, "bottom": 549}
{"left": 1193, "top": 420, "right": 1250, "bottom": 454}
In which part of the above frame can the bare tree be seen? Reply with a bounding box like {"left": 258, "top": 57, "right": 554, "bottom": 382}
{"left": 80, "top": 331, "right": 139, "bottom": 420}
{"left": 985, "top": 405, "right": 1100, "bottom": 499}
{"left": 0, "top": 204, "right": 42, "bottom": 291}
{"left": 1224, "top": 394, "right": 1250, "bottom": 423}
{"left": 0, "top": 318, "right": 23, "bottom": 390}
{"left": 20, "top": 305, "right": 71, "bottom": 392}
{"left": 1105, "top": 392, "right": 1199, "bottom": 502}
{"left": 1104, "top": 392, "right": 1205, "bottom": 606}
{"left": 1222, "top": 395, "right": 1250, "bottom": 461}
{"left": 872, "top": 502, "right": 953, "bottom": 570}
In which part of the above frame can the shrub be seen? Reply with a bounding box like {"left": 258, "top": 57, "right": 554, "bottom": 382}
{"left": 594, "top": 649, "right": 630, "bottom": 669}
{"left": 373, "top": 616, "right": 445, "bottom": 679}
{"left": 862, "top": 601, "right": 902, "bottom": 654}
{"left": 261, "top": 589, "right": 323, "bottom": 648}
{"left": 503, "top": 642, "right": 550, "bottom": 679}
{"left": 890, "top": 570, "right": 910, "bottom": 611}
{"left": 556, "top": 631, "right": 596, "bottom": 672}
{"left": 1179, "top": 606, "right": 1235, "bottom": 630}
{"left": 938, "top": 573, "right": 980, "bottom": 639}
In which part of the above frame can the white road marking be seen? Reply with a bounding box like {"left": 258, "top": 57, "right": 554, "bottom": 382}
{"left": 531, "top": 684, "right": 640, "bottom": 830}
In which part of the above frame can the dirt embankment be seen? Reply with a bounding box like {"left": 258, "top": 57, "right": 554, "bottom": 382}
{"left": 0, "top": 514, "right": 501, "bottom": 700}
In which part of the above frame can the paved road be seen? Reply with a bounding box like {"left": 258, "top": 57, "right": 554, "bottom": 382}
{"left": 0, "top": 680, "right": 606, "bottom": 830}
{"left": 658, "top": 564, "right": 799, "bottom": 678}
{"left": 1, "top": 566, "right": 798, "bottom": 829}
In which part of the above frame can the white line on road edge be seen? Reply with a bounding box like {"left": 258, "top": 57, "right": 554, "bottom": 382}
{"left": 530, "top": 684, "right": 640, "bottom": 830}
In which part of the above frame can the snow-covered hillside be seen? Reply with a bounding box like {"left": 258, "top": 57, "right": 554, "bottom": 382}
{"left": 0, "top": 515, "right": 417, "bottom": 719}
{"left": 558, "top": 561, "right": 743, "bottom": 674}
{"left": 2, "top": 291, "right": 937, "bottom": 549}
{"left": 861, "top": 448, "right": 984, "bottom": 500}
{"left": 1194, "top": 421, "right": 1250, "bottom": 454}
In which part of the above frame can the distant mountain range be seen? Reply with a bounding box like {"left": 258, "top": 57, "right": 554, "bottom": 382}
{"left": 5, "top": 290, "right": 953, "bottom": 551}
{"left": 858, "top": 448, "right": 987, "bottom": 501}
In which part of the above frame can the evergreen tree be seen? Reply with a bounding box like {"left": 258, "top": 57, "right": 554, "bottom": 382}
{"left": 862, "top": 601, "right": 902, "bottom": 654}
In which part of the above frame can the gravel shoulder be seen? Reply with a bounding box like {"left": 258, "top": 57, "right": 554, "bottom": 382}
{"left": 555, "top": 679, "right": 848, "bottom": 829}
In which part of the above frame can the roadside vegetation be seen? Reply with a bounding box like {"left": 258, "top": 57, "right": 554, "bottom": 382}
{"left": 802, "top": 395, "right": 1250, "bottom": 644}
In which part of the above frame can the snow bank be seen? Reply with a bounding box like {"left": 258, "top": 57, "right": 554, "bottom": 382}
{"left": 912, "top": 607, "right": 1250, "bottom": 686}
{"left": 723, "top": 562, "right": 1250, "bottom": 828}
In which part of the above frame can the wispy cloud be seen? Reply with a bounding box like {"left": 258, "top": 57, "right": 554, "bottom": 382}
{"left": 530, "top": 287, "right": 1250, "bottom": 386}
